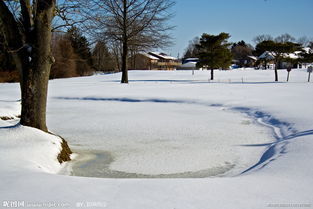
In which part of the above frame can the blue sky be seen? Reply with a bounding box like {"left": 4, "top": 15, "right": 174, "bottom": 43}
{"left": 168, "top": 0, "right": 313, "bottom": 57}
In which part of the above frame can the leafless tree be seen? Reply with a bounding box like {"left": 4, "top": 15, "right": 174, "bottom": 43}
{"left": 183, "top": 37, "right": 200, "bottom": 59}
{"left": 274, "top": 33, "right": 295, "bottom": 43}
{"left": 297, "top": 36, "right": 313, "bottom": 47}
{"left": 0, "top": 0, "right": 57, "bottom": 132}
{"left": 92, "top": 41, "right": 116, "bottom": 72}
{"left": 253, "top": 34, "right": 273, "bottom": 45}
{"left": 92, "top": 0, "right": 175, "bottom": 83}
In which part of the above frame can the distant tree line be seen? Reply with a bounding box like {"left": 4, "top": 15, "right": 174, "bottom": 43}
{"left": 183, "top": 33, "right": 313, "bottom": 81}
{"left": 0, "top": 26, "right": 94, "bottom": 82}
{"left": 0, "top": 26, "right": 121, "bottom": 82}
{"left": 51, "top": 27, "right": 94, "bottom": 79}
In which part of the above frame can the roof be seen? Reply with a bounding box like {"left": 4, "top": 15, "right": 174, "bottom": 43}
{"left": 248, "top": 56, "right": 258, "bottom": 61}
{"left": 184, "top": 58, "right": 199, "bottom": 61}
{"left": 259, "top": 51, "right": 275, "bottom": 60}
{"left": 258, "top": 48, "right": 312, "bottom": 60}
{"left": 181, "top": 62, "right": 197, "bottom": 68}
{"left": 149, "top": 52, "right": 177, "bottom": 60}
{"left": 142, "top": 53, "right": 159, "bottom": 60}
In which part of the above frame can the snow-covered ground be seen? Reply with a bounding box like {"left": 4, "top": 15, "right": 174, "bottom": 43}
{"left": 0, "top": 69, "right": 312, "bottom": 209}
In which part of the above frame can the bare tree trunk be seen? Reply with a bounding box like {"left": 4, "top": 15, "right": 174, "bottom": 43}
{"left": 121, "top": 41, "right": 128, "bottom": 83}
{"left": 1, "top": 0, "right": 55, "bottom": 132}
{"left": 121, "top": 0, "right": 128, "bottom": 83}
{"left": 274, "top": 61, "right": 278, "bottom": 82}
{"left": 20, "top": 0, "right": 55, "bottom": 132}
{"left": 287, "top": 71, "right": 290, "bottom": 82}
{"left": 211, "top": 69, "right": 214, "bottom": 80}
{"left": 1, "top": 0, "right": 72, "bottom": 162}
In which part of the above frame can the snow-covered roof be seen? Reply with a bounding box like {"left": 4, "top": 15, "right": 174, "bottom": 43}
{"left": 142, "top": 53, "right": 159, "bottom": 60}
{"left": 149, "top": 52, "right": 177, "bottom": 60}
{"left": 259, "top": 51, "right": 275, "bottom": 60}
{"left": 180, "top": 62, "right": 197, "bottom": 68}
{"left": 259, "top": 48, "right": 312, "bottom": 60}
{"left": 285, "top": 52, "right": 299, "bottom": 59}
{"left": 248, "top": 56, "right": 258, "bottom": 61}
{"left": 184, "top": 58, "right": 199, "bottom": 61}
{"left": 303, "top": 47, "right": 312, "bottom": 54}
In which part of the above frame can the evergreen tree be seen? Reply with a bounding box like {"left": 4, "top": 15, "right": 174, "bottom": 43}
{"left": 92, "top": 41, "right": 116, "bottom": 72}
{"left": 231, "top": 40, "right": 253, "bottom": 67}
{"left": 50, "top": 34, "right": 77, "bottom": 79}
{"left": 309, "top": 42, "right": 313, "bottom": 50}
{"left": 255, "top": 40, "right": 301, "bottom": 81}
{"left": 196, "top": 33, "right": 232, "bottom": 80}
{"left": 66, "top": 27, "right": 93, "bottom": 76}
{"left": 0, "top": 32, "right": 16, "bottom": 72}
{"left": 299, "top": 50, "right": 313, "bottom": 64}
{"left": 254, "top": 40, "right": 272, "bottom": 57}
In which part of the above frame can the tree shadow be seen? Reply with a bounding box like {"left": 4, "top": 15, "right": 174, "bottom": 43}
{"left": 0, "top": 99, "right": 21, "bottom": 103}
{"left": 55, "top": 96, "right": 223, "bottom": 107}
{"left": 0, "top": 123, "right": 20, "bottom": 129}
{"left": 102, "top": 79, "right": 210, "bottom": 84}
{"left": 241, "top": 129, "right": 313, "bottom": 174}
{"left": 101, "top": 79, "right": 289, "bottom": 85}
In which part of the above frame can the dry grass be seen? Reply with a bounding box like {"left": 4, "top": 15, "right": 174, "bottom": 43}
{"left": 0, "top": 71, "right": 19, "bottom": 83}
{"left": 0, "top": 116, "right": 14, "bottom": 120}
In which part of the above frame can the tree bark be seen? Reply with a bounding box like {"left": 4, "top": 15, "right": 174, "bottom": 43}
{"left": 1, "top": 0, "right": 72, "bottom": 162}
{"left": 121, "top": 0, "right": 128, "bottom": 84}
{"left": 211, "top": 69, "right": 214, "bottom": 80}
{"left": 274, "top": 59, "right": 279, "bottom": 82}
{"left": 121, "top": 40, "right": 128, "bottom": 83}
{"left": 1, "top": 0, "right": 55, "bottom": 132}
{"left": 20, "top": 0, "right": 55, "bottom": 132}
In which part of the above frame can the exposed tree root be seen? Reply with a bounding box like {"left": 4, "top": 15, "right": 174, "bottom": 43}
{"left": 57, "top": 137, "right": 72, "bottom": 163}
{"left": 48, "top": 132, "right": 72, "bottom": 163}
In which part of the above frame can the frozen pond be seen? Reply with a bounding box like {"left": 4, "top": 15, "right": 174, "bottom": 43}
{"left": 57, "top": 102, "right": 275, "bottom": 178}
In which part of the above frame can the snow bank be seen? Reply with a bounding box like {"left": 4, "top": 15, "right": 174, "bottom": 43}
{"left": 0, "top": 120, "right": 64, "bottom": 174}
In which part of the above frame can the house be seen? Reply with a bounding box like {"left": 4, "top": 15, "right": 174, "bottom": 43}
{"left": 178, "top": 58, "right": 199, "bottom": 70}
{"left": 257, "top": 51, "right": 275, "bottom": 69}
{"left": 177, "top": 62, "right": 198, "bottom": 70}
{"left": 257, "top": 48, "right": 313, "bottom": 69}
{"left": 297, "top": 47, "right": 313, "bottom": 69}
{"left": 232, "top": 56, "right": 257, "bottom": 68}
{"left": 128, "top": 52, "right": 180, "bottom": 70}
{"left": 182, "top": 58, "right": 199, "bottom": 64}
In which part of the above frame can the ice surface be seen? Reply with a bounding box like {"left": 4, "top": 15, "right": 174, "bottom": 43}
{"left": 65, "top": 104, "right": 273, "bottom": 177}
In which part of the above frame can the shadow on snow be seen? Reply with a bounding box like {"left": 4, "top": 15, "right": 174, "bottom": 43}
{"left": 234, "top": 106, "right": 313, "bottom": 174}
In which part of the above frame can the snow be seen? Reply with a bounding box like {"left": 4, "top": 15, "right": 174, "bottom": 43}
{"left": 142, "top": 53, "right": 159, "bottom": 60}
{"left": 149, "top": 52, "right": 177, "bottom": 60}
{"left": 0, "top": 121, "right": 64, "bottom": 174}
{"left": 178, "top": 61, "right": 197, "bottom": 69}
{"left": 1, "top": 69, "right": 313, "bottom": 209}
